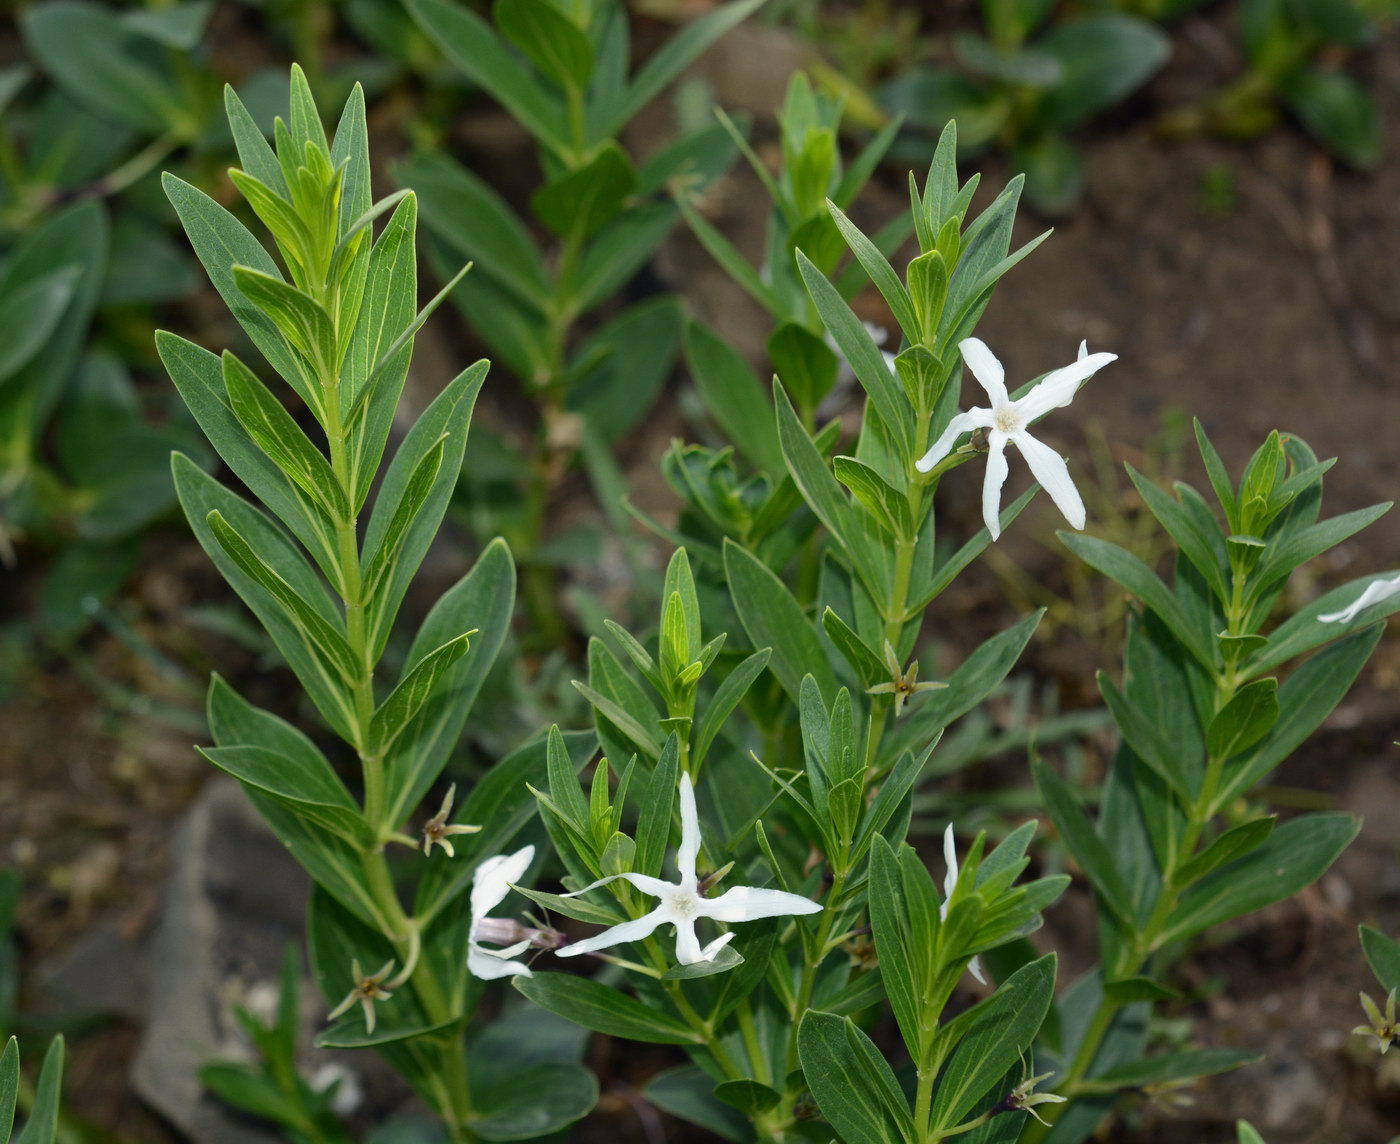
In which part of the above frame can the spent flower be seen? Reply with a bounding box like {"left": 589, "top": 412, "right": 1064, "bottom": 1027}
{"left": 915, "top": 337, "right": 1117, "bottom": 539}
{"left": 326, "top": 958, "right": 395, "bottom": 1035}
{"left": 420, "top": 783, "right": 481, "bottom": 858}
{"left": 558, "top": 772, "right": 822, "bottom": 965}
{"left": 1354, "top": 988, "right": 1398, "bottom": 1053}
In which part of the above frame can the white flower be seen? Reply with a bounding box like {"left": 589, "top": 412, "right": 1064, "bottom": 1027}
{"left": 915, "top": 337, "right": 1117, "bottom": 540}
{"left": 1319, "top": 573, "right": 1400, "bottom": 624}
{"left": 310, "top": 1062, "right": 364, "bottom": 1116}
{"left": 557, "top": 773, "right": 822, "bottom": 965}
{"left": 467, "top": 846, "right": 536, "bottom": 980}
{"left": 942, "top": 824, "right": 986, "bottom": 985}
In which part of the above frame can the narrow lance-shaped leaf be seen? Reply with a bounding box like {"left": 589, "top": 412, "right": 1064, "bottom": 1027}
{"left": 222, "top": 351, "right": 348, "bottom": 520}
{"left": 206, "top": 510, "right": 360, "bottom": 685}
{"left": 369, "top": 632, "right": 474, "bottom": 758}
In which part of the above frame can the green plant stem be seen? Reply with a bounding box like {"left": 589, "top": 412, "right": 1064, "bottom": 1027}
{"left": 1025, "top": 572, "right": 1254, "bottom": 1142}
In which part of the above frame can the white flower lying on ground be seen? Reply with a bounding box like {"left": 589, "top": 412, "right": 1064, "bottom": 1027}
{"left": 942, "top": 824, "right": 987, "bottom": 985}
{"left": 467, "top": 845, "right": 537, "bottom": 980}
{"left": 915, "top": 337, "right": 1117, "bottom": 540}
{"left": 557, "top": 773, "right": 822, "bottom": 965}
{"left": 1319, "top": 573, "right": 1400, "bottom": 624}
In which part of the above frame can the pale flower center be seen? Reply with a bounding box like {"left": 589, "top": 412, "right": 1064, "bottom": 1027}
{"left": 994, "top": 405, "right": 1021, "bottom": 434}
{"left": 669, "top": 890, "right": 698, "bottom": 917}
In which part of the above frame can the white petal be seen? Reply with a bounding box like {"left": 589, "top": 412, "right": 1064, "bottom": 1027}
{"left": 468, "top": 944, "right": 534, "bottom": 980}
{"left": 862, "top": 321, "right": 890, "bottom": 347}
{"left": 1013, "top": 430, "right": 1085, "bottom": 530}
{"left": 914, "top": 408, "right": 994, "bottom": 473}
{"left": 968, "top": 956, "right": 986, "bottom": 985}
{"left": 555, "top": 907, "right": 670, "bottom": 958}
{"left": 942, "top": 824, "right": 958, "bottom": 904}
{"left": 559, "top": 871, "right": 673, "bottom": 900}
{"left": 471, "top": 846, "right": 534, "bottom": 922}
{"left": 699, "top": 932, "right": 738, "bottom": 962}
{"left": 1078, "top": 340, "right": 1088, "bottom": 361}
{"left": 981, "top": 432, "right": 1011, "bottom": 540}
{"left": 674, "top": 918, "right": 705, "bottom": 965}
{"left": 699, "top": 885, "right": 823, "bottom": 923}
{"left": 1015, "top": 352, "right": 1116, "bottom": 422}
{"left": 677, "top": 772, "right": 702, "bottom": 889}
{"left": 1319, "top": 574, "right": 1400, "bottom": 624}
{"left": 958, "top": 338, "right": 1008, "bottom": 406}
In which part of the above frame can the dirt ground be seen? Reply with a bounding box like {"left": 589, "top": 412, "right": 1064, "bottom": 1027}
{"left": 5, "top": 6, "right": 1400, "bottom": 1143}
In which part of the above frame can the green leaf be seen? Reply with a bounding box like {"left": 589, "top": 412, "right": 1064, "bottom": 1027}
{"left": 15, "top": 1037, "right": 63, "bottom": 1144}
{"left": 723, "top": 539, "right": 838, "bottom": 705}
{"left": 1360, "top": 925, "right": 1400, "bottom": 995}
{"left": 954, "top": 33, "right": 1062, "bottom": 86}
{"left": 370, "top": 633, "right": 473, "bottom": 757}
{"left": 767, "top": 323, "right": 839, "bottom": 416}
{"left": 221, "top": 352, "right": 347, "bottom": 518}
{"left": 163, "top": 175, "right": 312, "bottom": 405}
{"left": 0, "top": 266, "right": 80, "bottom": 385}
{"left": 362, "top": 361, "right": 488, "bottom": 657}
{"left": 383, "top": 538, "right": 516, "bottom": 838}
{"left": 662, "top": 944, "right": 744, "bottom": 979}
{"left": 206, "top": 509, "right": 360, "bottom": 685}
{"left": 677, "top": 197, "right": 782, "bottom": 315}
{"left": 1059, "top": 532, "right": 1216, "bottom": 670}
{"left": 123, "top": 1, "right": 214, "bottom": 50}
{"left": 494, "top": 0, "right": 594, "bottom": 89}
{"left": 607, "top": 0, "right": 765, "bottom": 135}
{"left": 834, "top": 455, "right": 914, "bottom": 541}
{"left": 199, "top": 1064, "right": 303, "bottom": 1126}
{"left": 1095, "top": 1049, "right": 1259, "bottom": 1088}
{"left": 1161, "top": 813, "right": 1358, "bottom": 945}
{"left": 644, "top": 1066, "right": 754, "bottom": 1143}
{"left": 1033, "top": 760, "right": 1136, "bottom": 927}
{"left": 931, "top": 955, "right": 1057, "bottom": 1130}
{"left": 198, "top": 745, "right": 367, "bottom": 846}
{"left": 1036, "top": 15, "right": 1171, "bottom": 131}
{"left": 1175, "top": 818, "right": 1275, "bottom": 887}
{"left": 1205, "top": 678, "right": 1279, "bottom": 761}
{"left": 798, "top": 249, "right": 914, "bottom": 455}
{"left": 207, "top": 676, "right": 389, "bottom": 927}
{"left": 532, "top": 142, "right": 636, "bottom": 238}
{"left": 232, "top": 266, "right": 337, "bottom": 381}
{"left": 1101, "top": 976, "right": 1181, "bottom": 1004}
{"left": 1281, "top": 66, "right": 1381, "bottom": 170}
{"left": 826, "top": 201, "right": 917, "bottom": 344}
{"left": 636, "top": 734, "right": 680, "bottom": 878}
{"left": 400, "top": 152, "right": 550, "bottom": 307}
{"left": 693, "top": 649, "right": 771, "bottom": 771}
{"left": 1221, "top": 625, "right": 1382, "bottom": 806}
{"left": 515, "top": 974, "right": 702, "bottom": 1045}
{"left": 22, "top": 2, "right": 188, "bottom": 135}
{"left": 471, "top": 1062, "right": 598, "bottom": 1141}
{"left": 407, "top": 0, "right": 568, "bottom": 155}
{"left": 684, "top": 319, "right": 783, "bottom": 475}
{"left": 158, "top": 334, "right": 338, "bottom": 579}
{"left": 1098, "top": 672, "right": 1198, "bottom": 804}
{"left": 174, "top": 455, "right": 356, "bottom": 739}
{"left": 798, "top": 1011, "right": 914, "bottom": 1144}
{"left": 713, "top": 1079, "right": 781, "bottom": 1116}
{"left": 0, "top": 1039, "right": 17, "bottom": 1143}
{"left": 568, "top": 296, "right": 680, "bottom": 443}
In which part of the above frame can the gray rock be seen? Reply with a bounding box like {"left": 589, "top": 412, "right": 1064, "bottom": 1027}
{"left": 132, "top": 777, "right": 305, "bottom": 1144}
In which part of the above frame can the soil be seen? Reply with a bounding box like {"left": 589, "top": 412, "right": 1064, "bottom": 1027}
{"left": 6, "top": 4, "right": 1400, "bottom": 1143}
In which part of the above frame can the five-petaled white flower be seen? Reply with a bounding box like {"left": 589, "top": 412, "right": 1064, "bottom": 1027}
{"left": 942, "top": 824, "right": 987, "bottom": 985}
{"left": 557, "top": 772, "right": 822, "bottom": 965}
{"left": 1319, "top": 573, "right": 1400, "bottom": 624}
{"left": 467, "top": 846, "right": 537, "bottom": 980}
{"left": 915, "top": 337, "right": 1117, "bottom": 540}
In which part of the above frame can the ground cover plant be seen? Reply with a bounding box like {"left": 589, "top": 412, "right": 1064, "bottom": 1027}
{"left": 5, "top": 2, "right": 1400, "bottom": 1143}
